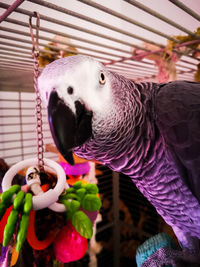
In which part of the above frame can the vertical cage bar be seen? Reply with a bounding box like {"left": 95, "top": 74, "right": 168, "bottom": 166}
{"left": 19, "top": 91, "right": 24, "bottom": 161}
{"left": 112, "top": 171, "right": 120, "bottom": 267}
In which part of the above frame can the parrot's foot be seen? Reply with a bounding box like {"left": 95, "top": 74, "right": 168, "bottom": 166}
{"left": 140, "top": 246, "right": 200, "bottom": 267}
{"left": 136, "top": 233, "right": 200, "bottom": 267}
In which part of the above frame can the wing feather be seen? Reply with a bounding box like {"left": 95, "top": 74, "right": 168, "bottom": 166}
{"left": 155, "top": 81, "right": 200, "bottom": 202}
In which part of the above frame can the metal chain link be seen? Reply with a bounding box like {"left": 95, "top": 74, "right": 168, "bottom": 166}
{"left": 29, "top": 12, "right": 44, "bottom": 172}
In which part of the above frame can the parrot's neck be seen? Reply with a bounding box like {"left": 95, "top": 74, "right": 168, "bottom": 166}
{"left": 104, "top": 81, "right": 162, "bottom": 175}
{"left": 75, "top": 80, "right": 162, "bottom": 178}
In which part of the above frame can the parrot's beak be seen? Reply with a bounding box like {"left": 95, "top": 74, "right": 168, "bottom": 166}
{"left": 48, "top": 91, "right": 93, "bottom": 165}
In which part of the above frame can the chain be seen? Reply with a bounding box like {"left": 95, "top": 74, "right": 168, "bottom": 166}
{"left": 29, "top": 12, "right": 44, "bottom": 172}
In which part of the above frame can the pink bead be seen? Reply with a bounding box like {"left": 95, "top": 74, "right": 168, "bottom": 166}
{"left": 53, "top": 221, "right": 87, "bottom": 263}
{"left": 59, "top": 161, "right": 90, "bottom": 175}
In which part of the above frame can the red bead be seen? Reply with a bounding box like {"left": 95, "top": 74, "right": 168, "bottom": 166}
{"left": 53, "top": 220, "right": 87, "bottom": 263}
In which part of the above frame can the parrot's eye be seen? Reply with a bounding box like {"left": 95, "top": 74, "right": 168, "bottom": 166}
{"left": 99, "top": 71, "right": 106, "bottom": 85}
{"left": 67, "top": 86, "right": 74, "bottom": 95}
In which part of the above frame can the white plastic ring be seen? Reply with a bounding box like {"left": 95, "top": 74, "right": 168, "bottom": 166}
{"left": 2, "top": 158, "right": 68, "bottom": 211}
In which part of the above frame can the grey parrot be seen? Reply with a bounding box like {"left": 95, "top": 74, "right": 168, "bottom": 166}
{"left": 38, "top": 55, "right": 200, "bottom": 265}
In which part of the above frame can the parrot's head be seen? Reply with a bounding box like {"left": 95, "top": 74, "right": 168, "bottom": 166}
{"left": 39, "top": 55, "right": 141, "bottom": 167}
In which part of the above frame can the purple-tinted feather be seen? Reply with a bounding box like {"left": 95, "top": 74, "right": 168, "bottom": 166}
{"left": 74, "top": 74, "right": 200, "bottom": 251}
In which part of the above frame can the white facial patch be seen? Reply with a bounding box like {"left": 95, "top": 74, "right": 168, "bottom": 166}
{"left": 38, "top": 56, "right": 113, "bottom": 117}
{"left": 63, "top": 60, "right": 111, "bottom": 113}
{"left": 75, "top": 61, "right": 112, "bottom": 114}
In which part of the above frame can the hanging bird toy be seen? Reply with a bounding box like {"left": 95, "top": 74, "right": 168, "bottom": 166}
{"left": 0, "top": 13, "right": 101, "bottom": 266}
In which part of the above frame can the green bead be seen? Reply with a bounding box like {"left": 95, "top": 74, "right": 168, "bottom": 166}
{"left": 70, "top": 200, "right": 81, "bottom": 213}
{"left": 81, "top": 194, "right": 102, "bottom": 211}
{"left": 3, "top": 210, "right": 19, "bottom": 246}
{"left": 16, "top": 214, "right": 29, "bottom": 252}
{"left": 73, "top": 181, "right": 82, "bottom": 189}
{"left": 1, "top": 185, "right": 21, "bottom": 204}
{"left": 83, "top": 183, "right": 99, "bottom": 194}
{"left": 65, "top": 193, "right": 80, "bottom": 201}
{"left": 76, "top": 188, "right": 86, "bottom": 200}
{"left": 65, "top": 187, "right": 75, "bottom": 194}
{"left": 13, "top": 191, "right": 25, "bottom": 211}
{"left": 61, "top": 199, "right": 71, "bottom": 210}
{"left": 23, "top": 193, "right": 32, "bottom": 214}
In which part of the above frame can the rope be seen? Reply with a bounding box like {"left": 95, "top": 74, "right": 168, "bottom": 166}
{"left": 29, "top": 12, "right": 44, "bottom": 172}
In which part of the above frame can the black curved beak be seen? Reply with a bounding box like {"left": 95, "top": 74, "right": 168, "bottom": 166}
{"left": 48, "top": 91, "right": 93, "bottom": 165}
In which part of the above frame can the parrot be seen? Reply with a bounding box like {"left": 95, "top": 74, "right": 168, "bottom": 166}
{"left": 38, "top": 55, "right": 200, "bottom": 265}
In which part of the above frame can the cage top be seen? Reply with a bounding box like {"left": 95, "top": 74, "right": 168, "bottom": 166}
{"left": 0, "top": 0, "right": 200, "bottom": 91}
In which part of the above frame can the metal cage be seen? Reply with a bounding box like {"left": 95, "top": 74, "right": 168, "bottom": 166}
{"left": 0, "top": 1, "right": 199, "bottom": 266}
